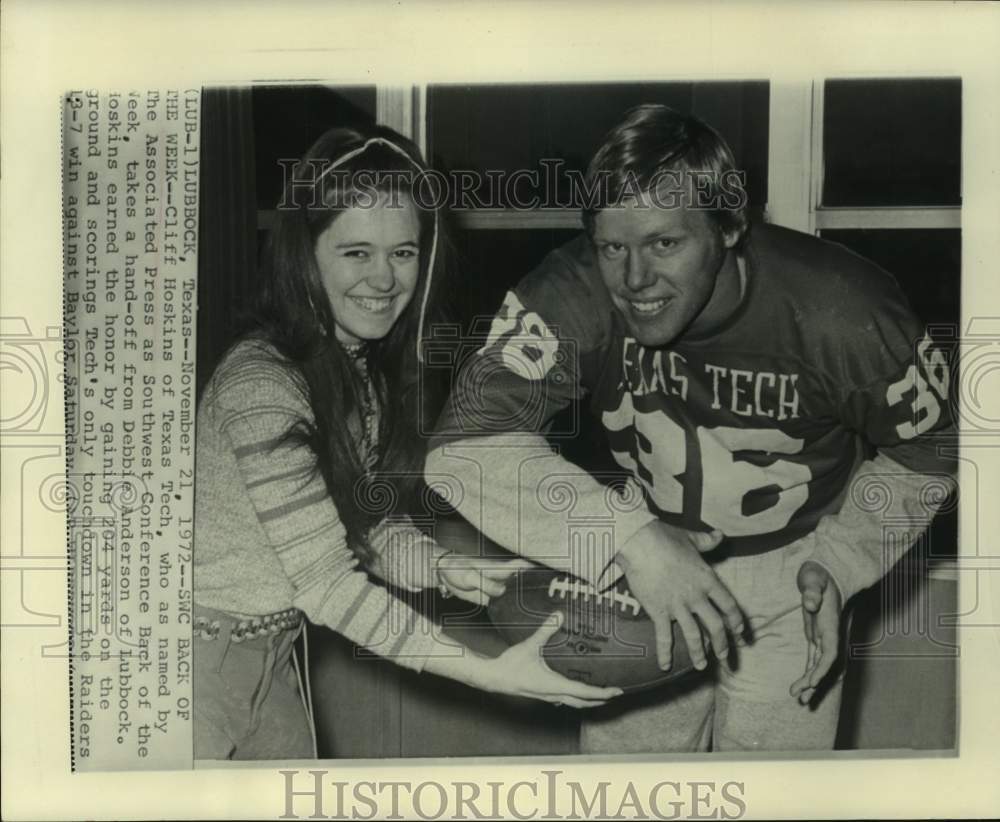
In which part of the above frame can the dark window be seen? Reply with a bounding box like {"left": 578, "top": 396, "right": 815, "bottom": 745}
{"left": 428, "top": 82, "right": 769, "bottom": 212}
{"left": 822, "top": 78, "right": 961, "bottom": 207}
{"left": 452, "top": 228, "right": 579, "bottom": 328}
{"left": 252, "top": 85, "right": 376, "bottom": 210}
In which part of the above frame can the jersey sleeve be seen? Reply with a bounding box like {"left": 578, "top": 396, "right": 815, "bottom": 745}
{"left": 805, "top": 451, "right": 955, "bottom": 603}
{"left": 206, "top": 345, "right": 441, "bottom": 669}
{"left": 427, "top": 242, "right": 658, "bottom": 585}
{"left": 811, "top": 264, "right": 957, "bottom": 601}
{"left": 836, "top": 275, "right": 957, "bottom": 474}
{"left": 432, "top": 240, "right": 612, "bottom": 446}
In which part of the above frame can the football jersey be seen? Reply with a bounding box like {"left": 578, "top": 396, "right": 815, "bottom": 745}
{"left": 432, "top": 224, "right": 957, "bottom": 557}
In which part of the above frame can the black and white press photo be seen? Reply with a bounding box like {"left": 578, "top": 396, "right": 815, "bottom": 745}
{"left": 188, "top": 79, "right": 960, "bottom": 760}
{"left": 4, "top": 3, "right": 999, "bottom": 820}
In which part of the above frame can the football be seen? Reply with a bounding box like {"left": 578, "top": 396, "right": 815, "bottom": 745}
{"left": 488, "top": 565, "right": 711, "bottom": 694}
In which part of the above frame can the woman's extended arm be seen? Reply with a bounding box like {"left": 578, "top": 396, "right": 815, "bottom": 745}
{"left": 206, "top": 344, "right": 618, "bottom": 705}
{"left": 366, "top": 517, "right": 530, "bottom": 605}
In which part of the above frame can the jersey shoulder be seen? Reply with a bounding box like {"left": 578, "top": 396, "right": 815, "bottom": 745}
{"left": 748, "top": 224, "right": 920, "bottom": 347}
{"left": 748, "top": 224, "right": 913, "bottom": 321}
{"left": 745, "top": 224, "right": 929, "bottom": 392}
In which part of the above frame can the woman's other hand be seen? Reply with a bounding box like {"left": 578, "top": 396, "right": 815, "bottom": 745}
{"left": 483, "top": 612, "right": 624, "bottom": 708}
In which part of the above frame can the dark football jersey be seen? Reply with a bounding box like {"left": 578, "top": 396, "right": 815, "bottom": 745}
{"left": 432, "top": 224, "right": 956, "bottom": 556}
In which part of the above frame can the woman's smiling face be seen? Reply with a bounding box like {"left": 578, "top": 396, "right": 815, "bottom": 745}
{"left": 314, "top": 193, "right": 421, "bottom": 345}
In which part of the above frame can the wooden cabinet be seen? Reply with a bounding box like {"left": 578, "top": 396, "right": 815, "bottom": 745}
{"left": 837, "top": 567, "right": 958, "bottom": 751}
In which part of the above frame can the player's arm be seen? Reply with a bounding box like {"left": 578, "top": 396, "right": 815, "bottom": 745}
{"left": 811, "top": 328, "right": 957, "bottom": 605}
{"left": 789, "top": 446, "right": 955, "bottom": 704}
{"left": 791, "top": 298, "right": 956, "bottom": 701}
{"left": 427, "top": 432, "right": 657, "bottom": 586}
{"left": 426, "top": 258, "right": 658, "bottom": 588}
{"left": 804, "top": 451, "right": 954, "bottom": 606}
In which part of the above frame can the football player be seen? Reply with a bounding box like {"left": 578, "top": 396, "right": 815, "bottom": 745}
{"left": 426, "top": 104, "right": 957, "bottom": 752}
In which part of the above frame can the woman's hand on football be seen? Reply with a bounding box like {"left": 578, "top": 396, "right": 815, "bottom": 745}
{"left": 435, "top": 553, "right": 533, "bottom": 606}
{"left": 486, "top": 612, "right": 624, "bottom": 708}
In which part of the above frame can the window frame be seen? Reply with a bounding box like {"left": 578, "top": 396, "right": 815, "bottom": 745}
{"left": 261, "top": 80, "right": 963, "bottom": 234}
{"left": 767, "top": 79, "right": 961, "bottom": 233}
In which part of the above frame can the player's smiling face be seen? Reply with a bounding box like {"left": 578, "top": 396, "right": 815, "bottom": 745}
{"left": 314, "top": 193, "right": 421, "bottom": 346}
{"left": 592, "top": 186, "right": 740, "bottom": 347}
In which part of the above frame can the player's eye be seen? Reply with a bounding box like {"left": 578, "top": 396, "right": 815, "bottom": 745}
{"left": 392, "top": 247, "right": 418, "bottom": 261}
{"left": 652, "top": 238, "right": 677, "bottom": 252}
{"left": 601, "top": 242, "right": 626, "bottom": 259}
{"left": 343, "top": 249, "right": 369, "bottom": 260}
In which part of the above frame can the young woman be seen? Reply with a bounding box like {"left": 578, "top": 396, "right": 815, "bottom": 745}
{"left": 192, "top": 124, "right": 620, "bottom": 760}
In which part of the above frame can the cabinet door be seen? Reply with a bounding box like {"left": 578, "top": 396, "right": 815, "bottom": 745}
{"left": 837, "top": 557, "right": 958, "bottom": 750}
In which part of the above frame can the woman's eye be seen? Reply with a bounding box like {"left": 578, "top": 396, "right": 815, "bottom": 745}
{"left": 393, "top": 248, "right": 417, "bottom": 260}
{"left": 344, "top": 249, "right": 369, "bottom": 260}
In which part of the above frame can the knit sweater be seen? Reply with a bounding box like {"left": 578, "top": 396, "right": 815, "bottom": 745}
{"left": 194, "top": 339, "right": 440, "bottom": 671}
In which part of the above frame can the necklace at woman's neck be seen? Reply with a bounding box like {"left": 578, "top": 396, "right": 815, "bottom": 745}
{"left": 353, "top": 352, "right": 378, "bottom": 473}
{"left": 342, "top": 341, "right": 367, "bottom": 359}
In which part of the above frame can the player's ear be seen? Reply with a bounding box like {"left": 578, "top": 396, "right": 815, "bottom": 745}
{"left": 718, "top": 210, "right": 747, "bottom": 250}
{"left": 721, "top": 223, "right": 743, "bottom": 250}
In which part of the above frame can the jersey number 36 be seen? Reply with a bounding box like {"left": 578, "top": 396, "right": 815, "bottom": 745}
{"left": 603, "top": 393, "right": 811, "bottom": 538}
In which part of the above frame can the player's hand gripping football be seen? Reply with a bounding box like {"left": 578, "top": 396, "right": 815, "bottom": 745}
{"left": 616, "top": 521, "right": 744, "bottom": 672}
{"left": 486, "top": 612, "right": 624, "bottom": 708}
{"left": 790, "top": 560, "right": 842, "bottom": 704}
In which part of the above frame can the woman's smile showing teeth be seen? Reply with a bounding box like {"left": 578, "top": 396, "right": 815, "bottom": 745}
{"left": 314, "top": 197, "right": 421, "bottom": 344}
{"left": 629, "top": 297, "right": 670, "bottom": 315}
{"left": 350, "top": 295, "right": 396, "bottom": 314}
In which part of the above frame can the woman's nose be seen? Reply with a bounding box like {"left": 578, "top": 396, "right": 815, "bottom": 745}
{"left": 366, "top": 255, "right": 396, "bottom": 292}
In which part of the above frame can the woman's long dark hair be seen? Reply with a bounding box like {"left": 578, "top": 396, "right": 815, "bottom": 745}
{"left": 252, "top": 125, "right": 454, "bottom": 565}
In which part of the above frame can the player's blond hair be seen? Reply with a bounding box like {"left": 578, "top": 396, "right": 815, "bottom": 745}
{"left": 582, "top": 104, "right": 749, "bottom": 243}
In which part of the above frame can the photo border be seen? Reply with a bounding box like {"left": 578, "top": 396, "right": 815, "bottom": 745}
{"left": 2, "top": 1, "right": 998, "bottom": 819}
